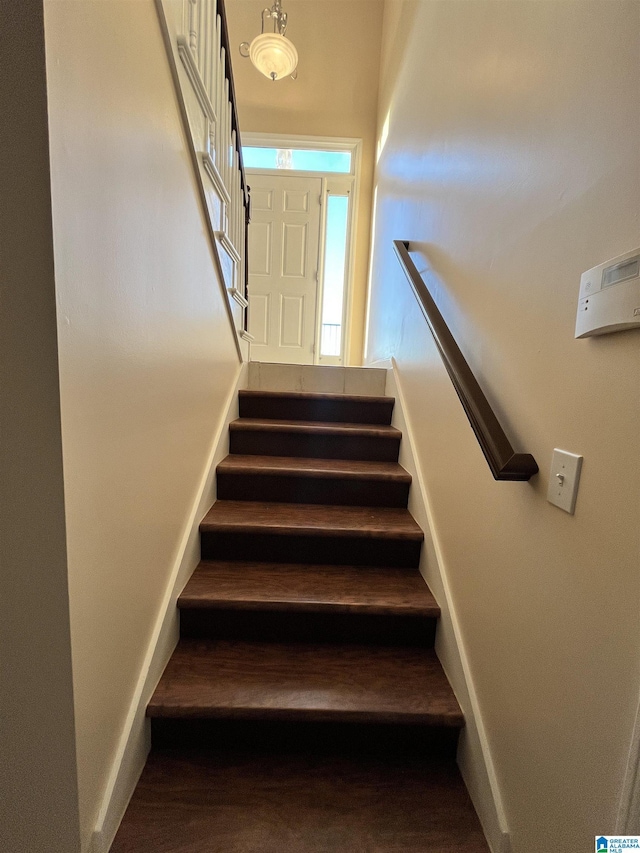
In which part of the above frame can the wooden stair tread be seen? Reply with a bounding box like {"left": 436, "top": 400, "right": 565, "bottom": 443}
{"left": 239, "top": 390, "right": 395, "bottom": 405}
{"left": 229, "top": 417, "right": 402, "bottom": 463}
{"left": 201, "top": 501, "right": 424, "bottom": 540}
{"left": 218, "top": 454, "right": 411, "bottom": 482}
{"left": 239, "top": 391, "right": 395, "bottom": 425}
{"left": 179, "top": 561, "right": 439, "bottom": 616}
{"left": 230, "top": 417, "right": 401, "bottom": 438}
{"left": 148, "top": 639, "right": 463, "bottom": 726}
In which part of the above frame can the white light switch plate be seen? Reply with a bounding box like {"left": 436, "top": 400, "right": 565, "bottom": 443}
{"left": 547, "top": 449, "right": 583, "bottom": 514}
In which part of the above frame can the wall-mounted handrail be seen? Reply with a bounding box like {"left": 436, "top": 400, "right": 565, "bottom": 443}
{"left": 393, "top": 240, "right": 538, "bottom": 481}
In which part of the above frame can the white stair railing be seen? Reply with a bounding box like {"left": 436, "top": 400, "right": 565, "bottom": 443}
{"left": 156, "top": 0, "right": 251, "bottom": 353}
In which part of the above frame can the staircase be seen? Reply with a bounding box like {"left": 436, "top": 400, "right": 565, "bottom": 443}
{"left": 112, "top": 367, "right": 489, "bottom": 852}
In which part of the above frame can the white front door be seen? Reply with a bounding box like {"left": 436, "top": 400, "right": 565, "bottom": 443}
{"left": 247, "top": 174, "right": 322, "bottom": 364}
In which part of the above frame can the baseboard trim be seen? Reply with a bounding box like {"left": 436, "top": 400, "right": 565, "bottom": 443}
{"left": 386, "top": 360, "right": 510, "bottom": 853}
{"left": 616, "top": 691, "right": 640, "bottom": 833}
{"left": 89, "top": 362, "right": 248, "bottom": 853}
{"left": 365, "top": 356, "right": 392, "bottom": 369}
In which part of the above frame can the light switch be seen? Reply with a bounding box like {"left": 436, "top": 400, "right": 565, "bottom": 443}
{"left": 547, "top": 449, "right": 583, "bottom": 514}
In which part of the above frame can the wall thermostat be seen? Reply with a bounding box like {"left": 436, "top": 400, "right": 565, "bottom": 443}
{"left": 575, "top": 247, "right": 640, "bottom": 338}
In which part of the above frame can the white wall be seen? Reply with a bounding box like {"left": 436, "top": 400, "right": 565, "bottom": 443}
{"left": 0, "top": 3, "right": 80, "bottom": 850}
{"left": 367, "top": 2, "right": 640, "bottom": 851}
{"left": 225, "top": 0, "right": 384, "bottom": 364}
{"left": 44, "top": 1, "right": 241, "bottom": 847}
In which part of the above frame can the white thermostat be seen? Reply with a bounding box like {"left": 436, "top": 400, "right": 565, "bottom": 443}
{"left": 575, "top": 247, "right": 640, "bottom": 338}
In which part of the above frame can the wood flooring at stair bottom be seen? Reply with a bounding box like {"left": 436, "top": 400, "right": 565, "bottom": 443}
{"left": 111, "top": 748, "right": 490, "bottom": 853}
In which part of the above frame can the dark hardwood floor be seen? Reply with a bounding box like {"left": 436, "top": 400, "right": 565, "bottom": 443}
{"left": 111, "top": 387, "right": 489, "bottom": 852}
{"left": 112, "top": 747, "right": 488, "bottom": 853}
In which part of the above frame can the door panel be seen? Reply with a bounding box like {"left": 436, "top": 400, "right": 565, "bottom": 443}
{"left": 284, "top": 189, "right": 310, "bottom": 213}
{"left": 249, "top": 221, "right": 272, "bottom": 276}
{"left": 282, "top": 223, "right": 308, "bottom": 278}
{"left": 280, "top": 294, "right": 305, "bottom": 347}
{"left": 251, "top": 188, "right": 274, "bottom": 211}
{"left": 250, "top": 293, "right": 270, "bottom": 346}
{"left": 248, "top": 174, "right": 321, "bottom": 364}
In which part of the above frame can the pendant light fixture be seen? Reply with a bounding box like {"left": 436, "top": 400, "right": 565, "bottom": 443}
{"left": 239, "top": 0, "right": 298, "bottom": 82}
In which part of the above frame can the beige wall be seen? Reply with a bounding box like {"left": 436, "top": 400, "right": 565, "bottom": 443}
{"left": 225, "top": 0, "right": 384, "bottom": 364}
{"left": 0, "top": 2, "right": 80, "bottom": 850}
{"left": 367, "top": 1, "right": 640, "bottom": 851}
{"left": 44, "top": 1, "right": 240, "bottom": 846}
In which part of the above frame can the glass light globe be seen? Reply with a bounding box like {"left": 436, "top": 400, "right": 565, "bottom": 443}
{"left": 249, "top": 32, "right": 298, "bottom": 81}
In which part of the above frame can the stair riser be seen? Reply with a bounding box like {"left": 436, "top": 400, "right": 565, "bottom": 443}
{"left": 151, "top": 718, "right": 460, "bottom": 758}
{"left": 200, "top": 532, "right": 422, "bottom": 568}
{"left": 229, "top": 429, "right": 401, "bottom": 462}
{"left": 216, "top": 472, "right": 410, "bottom": 507}
{"left": 239, "top": 394, "right": 393, "bottom": 425}
{"left": 179, "top": 608, "right": 436, "bottom": 646}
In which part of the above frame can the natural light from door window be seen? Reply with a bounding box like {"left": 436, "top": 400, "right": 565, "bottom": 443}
{"left": 243, "top": 146, "right": 352, "bottom": 174}
{"left": 320, "top": 195, "right": 349, "bottom": 357}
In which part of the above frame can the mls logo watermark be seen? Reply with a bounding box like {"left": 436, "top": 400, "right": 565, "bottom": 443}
{"left": 596, "top": 837, "right": 640, "bottom": 852}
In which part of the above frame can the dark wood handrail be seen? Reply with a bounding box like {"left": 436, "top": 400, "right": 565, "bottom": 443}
{"left": 393, "top": 240, "right": 538, "bottom": 481}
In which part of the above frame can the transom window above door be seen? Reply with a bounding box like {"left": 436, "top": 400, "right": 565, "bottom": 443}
{"left": 242, "top": 146, "right": 353, "bottom": 174}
